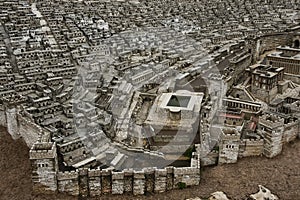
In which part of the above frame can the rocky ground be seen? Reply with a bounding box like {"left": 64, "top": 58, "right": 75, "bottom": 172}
{"left": 0, "top": 126, "right": 299, "bottom": 200}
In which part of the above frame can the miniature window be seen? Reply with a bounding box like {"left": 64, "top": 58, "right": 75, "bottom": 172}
{"left": 39, "top": 164, "right": 46, "bottom": 167}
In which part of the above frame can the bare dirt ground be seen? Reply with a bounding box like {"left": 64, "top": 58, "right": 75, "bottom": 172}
{"left": 0, "top": 126, "right": 299, "bottom": 200}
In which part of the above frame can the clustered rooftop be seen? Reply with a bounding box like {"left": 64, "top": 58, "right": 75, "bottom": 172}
{"left": 0, "top": 0, "right": 300, "bottom": 197}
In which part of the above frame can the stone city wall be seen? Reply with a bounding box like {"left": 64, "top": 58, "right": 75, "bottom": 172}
{"left": 200, "top": 150, "right": 219, "bottom": 167}
{"left": 230, "top": 52, "right": 252, "bottom": 84}
{"left": 56, "top": 166, "right": 200, "bottom": 196}
{"left": 0, "top": 104, "right": 6, "bottom": 127}
{"left": 1, "top": 106, "right": 201, "bottom": 197}
{"left": 283, "top": 120, "right": 300, "bottom": 143}
{"left": 251, "top": 33, "right": 294, "bottom": 61}
{"left": 18, "top": 113, "right": 43, "bottom": 147}
{"left": 0, "top": 105, "right": 7, "bottom": 127}
{"left": 284, "top": 73, "right": 300, "bottom": 85}
{"left": 6, "top": 106, "right": 20, "bottom": 140}
{"left": 258, "top": 33, "right": 293, "bottom": 55}
{"left": 57, "top": 170, "right": 80, "bottom": 196}
{"left": 218, "top": 143, "right": 240, "bottom": 164}
{"left": 31, "top": 158, "right": 58, "bottom": 194}
{"left": 4, "top": 106, "right": 42, "bottom": 147}
{"left": 239, "top": 139, "right": 264, "bottom": 157}
{"left": 30, "top": 142, "right": 58, "bottom": 194}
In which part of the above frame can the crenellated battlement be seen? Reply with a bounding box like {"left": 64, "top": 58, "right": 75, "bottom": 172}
{"left": 155, "top": 168, "right": 167, "bottom": 176}
{"left": 242, "top": 139, "right": 264, "bottom": 143}
{"left": 57, "top": 170, "right": 79, "bottom": 180}
{"left": 259, "top": 114, "right": 284, "bottom": 128}
{"left": 1, "top": 27, "right": 299, "bottom": 198}
{"left": 30, "top": 142, "right": 56, "bottom": 159}
{"left": 17, "top": 113, "right": 43, "bottom": 133}
{"left": 133, "top": 170, "right": 145, "bottom": 179}
{"left": 284, "top": 118, "right": 300, "bottom": 128}
{"left": 53, "top": 165, "right": 200, "bottom": 196}
{"left": 112, "top": 171, "right": 125, "bottom": 180}
{"left": 259, "top": 114, "right": 285, "bottom": 158}
{"left": 88, "top": 168, "right": 102, "bottom": 177}
{"left": 174, "top": 167, "right": 199, "bottom": 175}
{"left": 221, "top": 128, "right": 241, "bottom": 140}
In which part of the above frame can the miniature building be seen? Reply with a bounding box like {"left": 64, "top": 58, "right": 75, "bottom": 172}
{"left": 218, "top": 128, "right": 241, "bottom": 164}
{"left": 217, "top": 109, "right": 245, "bottom": 127}
{"left": 29, "top": 142, "right": 58, "bottom": 194}
{"left": 145, "top": 90, "right": 204, "bottom": 154}
{"left": 222, "top": 98, "right": 261, "bottom": 114}
{"left": 258, "top": 114, "right": 284, "bottom": 158}
{"left": 246, "top": 64, "right": 284, "bottom": 102}
{"left": 0, "top": 0, "right": 299, "bottom": 197}
{"left": 266, "top": 45, "right": 300, "bottom": 83}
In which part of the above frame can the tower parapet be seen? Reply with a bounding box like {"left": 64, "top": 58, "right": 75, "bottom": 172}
{"left": 258, "top": 114, "right": 284, "bottom": 158}
{"left": 219, "top": 128, "right": 241, "bottom": 164}
{"left": 29, "top": 142, "right": 58, "bottom": 194}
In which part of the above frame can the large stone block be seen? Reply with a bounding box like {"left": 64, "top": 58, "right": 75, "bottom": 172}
{"left": 57, "top": 171, "right": 80, "bottom": 196}
{"left": 144, "top": 168, "right": 155, "bottom": 193}
{"left": 79, "top": 168, "right": 89, "bottom": 197}
{"left": 88, "top": 169, "right": 101, "bottom": 197}
{"left": 123, "top": 169, "right": 133, "bottom": 193}
{"left": 101, "top": 169, "right": 112, "bottom": 194}
{"left": 18, "top": 114, "right": 42, "bottom": 148}
{"left": 112, "top": 172, "right": 124, "bottom": 194}
{"left": 154, "top": 169, "right": 167, "bottom": 193}
{"left": 133, "top": 171, "right": 145, "bottom": 195}
{"left": 174, "top": 167, "right": 200, "bottom": 188}
{"left": 166, "top": 166, "right": 174, "bottom": 190}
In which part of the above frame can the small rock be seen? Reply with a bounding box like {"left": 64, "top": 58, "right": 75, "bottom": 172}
{"left": 250, "top": 185, "right": 279, "bottom": 200}
{"left": 209, "top": 191, "right": 229, "bottom": 200}
{"left": 186, "top": 198, "right": 202, "bottom": 200}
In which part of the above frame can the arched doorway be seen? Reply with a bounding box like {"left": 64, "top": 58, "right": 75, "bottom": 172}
{"left": 294, "top": 40, "right": 300, "bottom": 48}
